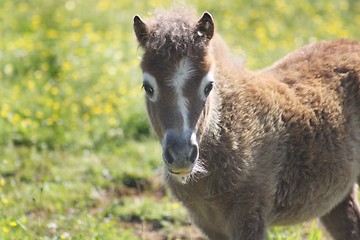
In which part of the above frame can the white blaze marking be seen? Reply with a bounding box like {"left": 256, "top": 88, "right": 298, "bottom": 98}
{"left": 169, "top": 58, "right": 195, "bottom": 131}
{"left": 142, "top": 72, "right": 158, "bottom": 102}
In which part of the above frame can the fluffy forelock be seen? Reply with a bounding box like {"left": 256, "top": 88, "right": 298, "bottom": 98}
{"left": 143, "top": 5, "right": 207, "bottom": 57}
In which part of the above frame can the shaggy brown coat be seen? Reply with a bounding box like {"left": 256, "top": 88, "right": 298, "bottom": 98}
{"left": 134, "top": 6, "right": 360, "bottom": 240}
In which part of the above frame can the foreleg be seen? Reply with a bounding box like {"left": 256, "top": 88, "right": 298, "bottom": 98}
{"left": 229, "top": 206, "right": 267, "bottom": 240}
{"left": 320, "top": 185, "right": 360, "bottom": 240}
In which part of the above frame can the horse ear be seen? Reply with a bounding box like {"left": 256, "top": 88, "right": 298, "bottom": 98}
{"left": 133, "top": 15, "right": 149, "bottom": 48}
{"left": 195, "top": 12, "right": 214, "bottom": 43}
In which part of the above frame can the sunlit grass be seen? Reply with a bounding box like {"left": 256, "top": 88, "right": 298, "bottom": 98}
{"left": 1, "top": 0, "right": 359, "bottom": 239}
{"left": 0, "top": 140, "right": 162, "bottom": 239}
{"left": 0, "top": 0, "right": 148, "bottom": 150}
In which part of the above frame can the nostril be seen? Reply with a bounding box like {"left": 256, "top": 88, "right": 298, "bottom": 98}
{"left": 189, "top": 145, "right": 198, "bottom": 163}
{"left": 164, "top": 148, "right": 175, "bottom": 164}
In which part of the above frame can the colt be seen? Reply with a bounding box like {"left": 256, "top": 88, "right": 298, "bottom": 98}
{"left": 134, "top": 6, "right": 360, "bottom": 239}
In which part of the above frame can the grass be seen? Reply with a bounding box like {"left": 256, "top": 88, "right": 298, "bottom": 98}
{"left": 0, "top": 0, "right": 359, "bottom": 239}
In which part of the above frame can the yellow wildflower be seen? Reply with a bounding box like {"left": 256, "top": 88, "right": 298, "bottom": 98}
{"left": 34, "top": 70, "right": 43, "bottom": 80}
{"left": 88, "top": 32, "right": 100, "bottom": 42}
{"left": 18, "top": 2, "right": 29, "bottom": 12}
{"left": 107, "top": 66, "right": 116, "bottom": 76}
{"left": 51, "top": 114, "right": 59, "bottom": 122}
{"left": 83, "top": 97, "right": 93, "bottom": 106}
{"left": 41, "top": 63, "right": 49, "bottom": 71}
{"left": 0, "top": 178, "right": 5, "bottom": 186}
{"left": 47, "top": 29, "right": 58, "bottom": 39}
{"left": 70, "top": 32, "right": 81, "bottom": 42}
{"left": 0, "top": 104, "right": 10, "bottom": 118}
{"left": 9, "top": 221, "right": 17, "bottom": 227}
{"left": 27, "top": 80, "right": 35, "bottom": 90}
{"left": 46, "top": 119, "right": 54, "bottom": 126}
{"left": 104, "top": 103, "right": 113, "bottom": 115}
{"left": 31, "top": 15, "right": 41, "bottom": 29}
{"left": 340, "top": 1, "right": 349, "bottom": 11}
{"left": 97, "top": 0, "right": 110, "bottom": 11}
{"left": 62, "top": 61, "right": 72, "bottom": 72}
{"left": 71, "top": 104, "right": 79, "bottom": 113}
{"left": 82, "top": 114, "right": 90, "bottom": 122}
{"left": 71, "top": 72, "right": 80, "bottom": 80}
{"left": 53, "top": 102, "right": 60, "bottom": 111}
{"left": 65, "top": 86, "right": 74, "bottom": 95}
{"left": 71, "top": 18, "right": 81, "bottom": 27}
{"left": 50, "top": 87, "right": 59, "bottom": 96}
{"left": 91, "top": 106, "right": 102, "bottom": 115}
{"left": 11, "top": 114, "right": 20, "bottom": 125}
{"left": 108, "top": 117, "right": 117, "bottom": 126}
{"left": 85, "top": 124, "right": 92, "bottom": 132}
{"left": 83, "top": 23, "right": 93, "bottom": 32}
{"left": 60, "top": 232, "right": 70, "bottom": 239}
{"left": 36, "top": 111, "right": 45, "bottom": 119}
{"left": 23, "top": 109, "right": 32, "bottom": 117}
{"left": 172, "top": 203, "right": 180, "bottom": 209}
{"left": 21, "top": 119, "right": 32, "bottom": 128}
{"left": 2, "top": 198, "right": 9, "bottom": 204}
{"left": 75, "top": 48, "right": 86, "bottom": 57}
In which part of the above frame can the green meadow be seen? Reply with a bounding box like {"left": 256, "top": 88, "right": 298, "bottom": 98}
{"left": 0, "top": 0, "right": 359, "bottom": 239}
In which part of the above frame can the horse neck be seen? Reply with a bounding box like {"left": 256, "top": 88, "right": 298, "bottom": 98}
{"left": 198, "top": 35, "right": 255, "bottom": 160}
{"left": 196, "top": 37, "right": 238, "bottom": 154}
{"left": 211, "top": 35, "right": 251, "bottom": 78}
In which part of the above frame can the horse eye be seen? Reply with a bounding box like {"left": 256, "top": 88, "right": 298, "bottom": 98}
{"left": 204, "top": 82, "right": 214, "bottom": 97}
{"left": 142, "top": 82, "right": 154, "bottom": 97}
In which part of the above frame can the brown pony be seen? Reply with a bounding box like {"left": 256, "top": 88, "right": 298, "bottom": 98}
{"left": 133, "top": 6, "right": 360, "bottom": 240}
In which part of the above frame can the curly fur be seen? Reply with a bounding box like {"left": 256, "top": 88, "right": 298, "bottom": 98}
{"left": 134, "top": 6, "right": 360, "bottom": 240}
{"left": 136, "top": 5, "right": 209, "bottom": 57}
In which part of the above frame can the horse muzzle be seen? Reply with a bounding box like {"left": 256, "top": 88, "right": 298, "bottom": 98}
{"left": 162, "top": 129, "right": 199, "bottom": 175}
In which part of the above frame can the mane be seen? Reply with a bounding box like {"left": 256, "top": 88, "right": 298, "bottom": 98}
{"left": 142, "top": 5, "right": 207, "bottom": 57}
{"left": 211, "top": 35, "right": 246, "bottom": 74}
{"left": 138, "top": 5, "right": 246, "bottom": 71}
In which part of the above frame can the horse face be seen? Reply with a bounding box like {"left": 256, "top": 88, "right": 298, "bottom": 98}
{"left": 134, "top": 12, "right": 215, "bottom": 182}
{"left": 141, "top": 55, "right": 214, "bottom": 181}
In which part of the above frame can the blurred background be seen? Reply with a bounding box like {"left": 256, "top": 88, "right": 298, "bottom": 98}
{"left": 0, "top": 0, "right": 359, "bottom": 239}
